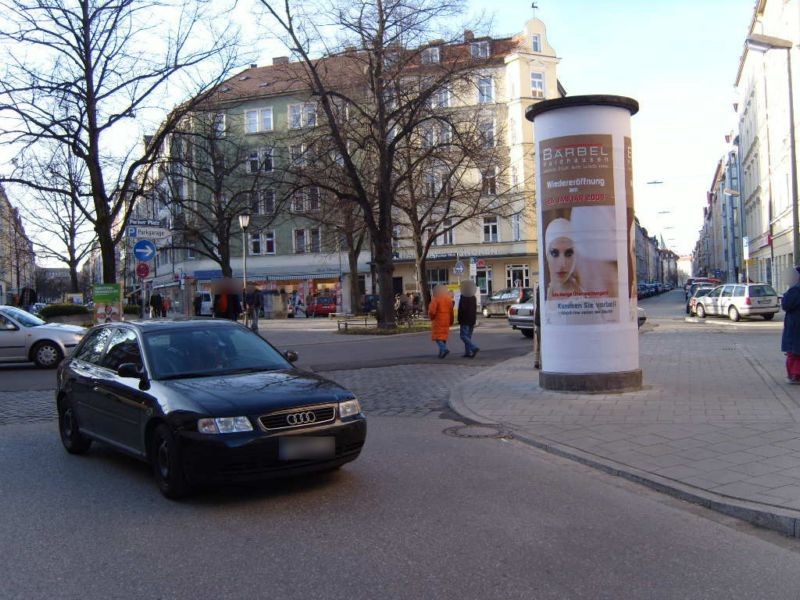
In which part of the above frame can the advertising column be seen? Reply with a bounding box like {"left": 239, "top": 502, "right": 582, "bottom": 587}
{"left": 526, "top": 95, "right": 641, "bottom": 392}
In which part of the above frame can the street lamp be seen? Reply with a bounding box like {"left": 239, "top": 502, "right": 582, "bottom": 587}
{"left": 746, "top": 33, "right": 799, "bottom": 267}
{"left": 238, "top": 213, "right": 250, "bottom": 321}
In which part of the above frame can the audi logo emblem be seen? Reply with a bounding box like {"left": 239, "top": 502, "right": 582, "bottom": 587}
{"left": 286, "top": 411, "right": 317, "bottom": 426}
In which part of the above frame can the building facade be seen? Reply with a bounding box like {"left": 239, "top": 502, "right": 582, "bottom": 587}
{"left": 0, "top": 186, "right": 36, "bottom": 306}
{"left": 735, "top": 0, "right": 800, "bottom": 291}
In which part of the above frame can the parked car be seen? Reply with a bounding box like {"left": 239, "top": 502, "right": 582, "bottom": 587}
{"left": 197, "top": 291, "right": 213, "bottom": 316}
{"left": 686, "top": 286, "right": 715, "bottom": 315}
{"left": 56, "top": 319, "right": 367, "bottom": 498}
{"left": 31, "top": 302, "right": 48, "bottom": 314}
{"left": 482, "top": 287, "right": 533, "bottom": 318}
{"left": 307, "top": 296, "right": 337, "bottom": 317}
{"left": 508, "top": 302, "right": 646, "bottom": 336}
{"left": 694, "top": 283, "right": 779, "bottom": 321}
{"left": 0, "top": 305, "right": 86, "bottom": 368}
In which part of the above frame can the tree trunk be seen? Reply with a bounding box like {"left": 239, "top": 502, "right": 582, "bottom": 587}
{"left": 97, "top": 226, "right": 116, "bottom": 284}
{"left": 372, "top": 236, "right": 396, "bottom": 328}
{"left": 68, "top": 263, "right": 80, "bottom": 293}
{"left": 417, "top": 257, "right": 431, "bottom": 311}
{"left": 348, "top": 249, "right": 360, "bottom": 314}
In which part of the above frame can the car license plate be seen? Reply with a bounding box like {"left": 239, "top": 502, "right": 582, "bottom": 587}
{"left": 279, "top": 437, "right": 335, "bottom": 460}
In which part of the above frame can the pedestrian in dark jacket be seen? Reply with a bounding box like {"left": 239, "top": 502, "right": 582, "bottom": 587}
{"left": 148, "top": 293, "right": 162, "bottom": 319}
{"left": 458, "top": 280, "right": 479, "bottom": 358}
{"left": 782, "top": 267, "right": 800, "bottom": 384}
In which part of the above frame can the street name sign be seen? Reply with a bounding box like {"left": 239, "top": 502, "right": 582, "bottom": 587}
{"left": 133, "top": 239, "right": 156, "bottom": 262}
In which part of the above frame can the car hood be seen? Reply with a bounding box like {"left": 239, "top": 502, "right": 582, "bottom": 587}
{"left": 157, "top": 369, "right": 355, "bottom": 416}
{"left": 37, "top": 323, "right": 86, "bottom": 335}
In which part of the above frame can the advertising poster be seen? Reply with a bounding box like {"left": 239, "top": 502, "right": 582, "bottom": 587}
{"left": 539, "top": 134, "right": 620, "bottom": 324}
{"left": 93, "top": 283, "right": 122, "bottom": 324}
{"left": 625, "top": 136, "right": 637, "bottom": 307}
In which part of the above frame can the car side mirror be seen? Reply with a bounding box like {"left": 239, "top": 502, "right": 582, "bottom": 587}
{"left": 118, "top": 362, "right": 150, "bottom": 390}
{"left": 284, "top": 350, "right": 299, "bottom": 363}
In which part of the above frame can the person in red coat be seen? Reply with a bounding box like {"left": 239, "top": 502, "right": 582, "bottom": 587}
{"left": 428, "top": 284, "right": 454, "bottom": 358}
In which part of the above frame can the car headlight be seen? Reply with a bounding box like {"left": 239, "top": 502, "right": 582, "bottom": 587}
{"left": 339, "top": 399, "right": 361, "bottom": 419}
{"left": 197, "top": 416, "right": 254, "bottom": 434}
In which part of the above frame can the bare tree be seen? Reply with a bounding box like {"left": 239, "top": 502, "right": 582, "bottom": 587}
{"left": 18, "top": 147, "right": 95, "bottom": 292}
{"left": 257, "top": 0, "right": 497, "bottom": 326}
{"left": 156, "top": 111, "right": 288, "bottom": 278}
{"left": 0, "top": 0, "right": 241, "bottom": 283}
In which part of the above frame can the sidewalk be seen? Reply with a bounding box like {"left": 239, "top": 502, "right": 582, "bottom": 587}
{"left": 450, "top": 319, "right": 800, "bottom": 536}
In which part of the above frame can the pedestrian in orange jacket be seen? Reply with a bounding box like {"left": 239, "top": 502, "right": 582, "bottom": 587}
{"left": 428, "top": 284, "right": 454, "bottom": 358}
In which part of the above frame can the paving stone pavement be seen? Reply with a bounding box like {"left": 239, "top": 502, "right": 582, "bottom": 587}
{"left": 0, "top": 365, "right": 474, "bottom": 426}
{"left": 451, "top": 322, "right": 800, "bottom": 514}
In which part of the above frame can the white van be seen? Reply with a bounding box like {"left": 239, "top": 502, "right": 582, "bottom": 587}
{"left": 197, "top": 291, "right": 213, "bottom": 316}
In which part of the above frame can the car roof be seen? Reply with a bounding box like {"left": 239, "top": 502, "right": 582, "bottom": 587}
{"left": 96, "top": 318, "right": 240, "bottom": 332}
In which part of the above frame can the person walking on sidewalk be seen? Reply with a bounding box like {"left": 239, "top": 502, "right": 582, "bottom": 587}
{"left": 429, "top": 284, "right": 454, "bottom": 358}
{"left": 782, "top": 266, "right": 800, "bottom": 384}
{"left": 458, "top": 280, "right": 479, "bottom": 358}
{"left": 244, "top": 285, "right": 263, "bottom": 332}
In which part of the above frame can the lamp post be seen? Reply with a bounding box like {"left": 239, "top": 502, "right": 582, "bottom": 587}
{"left": 746, "top": 34, "right": 799, "bottom": 269}
{"left": 239, "top": 212, "right": 250, "bottom": 323}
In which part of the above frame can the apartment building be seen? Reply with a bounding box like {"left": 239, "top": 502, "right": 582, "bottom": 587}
{"left": 0, "top": 186, "right": 36, "bottom": 305}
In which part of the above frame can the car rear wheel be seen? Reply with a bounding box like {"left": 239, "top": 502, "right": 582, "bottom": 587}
{"left": 728, "top": 306, "right": 740, "bottom": 322}
{"left": 58, "top": 396, "right": 92, "bottom": 455}
{"left": 763, "top": 313, "right": 775, "bottom": 321}
{"left": 151, "top": 424, "right": 190, "bottom": 499}
{"left": 32, "top": 341, "right": 62, "bottom": 368}
{"left": 696, "top": 304, "right": 706, "bottom": 318}
{"left": 521, "top": 329, "right": 534, "bottom": 339}
{"left": 482, "top": 307, "right": 490, "bottom": 318}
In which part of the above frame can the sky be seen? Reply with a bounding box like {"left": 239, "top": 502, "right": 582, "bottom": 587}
{"left": 473, "top": 0, "right": 755, "bottom": 256}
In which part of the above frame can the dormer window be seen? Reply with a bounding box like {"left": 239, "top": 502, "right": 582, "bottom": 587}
{"left": 421, "top": 46, "right": 440, "bottom": 64}
{"left": 470, "top": 41, "right": 490, "bottom": 59}
{"left": 532, "top": 34, "right": 542, "bottom": 53}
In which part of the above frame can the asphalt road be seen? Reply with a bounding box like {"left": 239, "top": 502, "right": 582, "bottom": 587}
{"left": 3, "top": 417, "right": 800, "bottom": 600}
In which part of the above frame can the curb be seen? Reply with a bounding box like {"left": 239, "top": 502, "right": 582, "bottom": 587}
{"left": 448, "top": 355, "right": 800, "bottom": 538}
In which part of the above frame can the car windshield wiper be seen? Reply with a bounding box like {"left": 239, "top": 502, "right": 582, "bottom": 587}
{"left": 221, "top": 366, "right": 275, "bottom": 375}
{"left": 159, "top": 372, "right": 215, "bottom": 380}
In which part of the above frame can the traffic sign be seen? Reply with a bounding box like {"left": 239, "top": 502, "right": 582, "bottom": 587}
{"left": 127, "top": 226, "right": 170, "bottom": 240}
{"left": 129, "top": 218, "right": 161, "bottom": 227}
{"left": 133, "top": 239, "right": 156, "bottom": 262}
{"left": 136, "top": 262, "right": 150, "bottom": 278}
{"left": 453, "top": 260, "right": 465, "bottom": 275}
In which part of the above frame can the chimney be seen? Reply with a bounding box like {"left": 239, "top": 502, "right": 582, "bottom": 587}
{"left": 250, "top": 63, "right": 258, "bottom": 69}
{"left": 272, "top": 56, "right": 289, "bottom": 65}
{"left": 464, "top": 30, "right": 474, "bottom": 42}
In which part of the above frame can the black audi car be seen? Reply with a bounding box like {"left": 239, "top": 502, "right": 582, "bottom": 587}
{"left": 56, "top": 319, "right": 366, "bottom": 498}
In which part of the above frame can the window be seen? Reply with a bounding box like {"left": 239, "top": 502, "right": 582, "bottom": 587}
{"left": 427, "top": 268, "right": 449, "bottom": 287}
{"left": 505, "top": 264, "right": 530, "bottom": 288}
{"left": 264, "top": 230, "right": 276, "bottom": 254}
{"left": 483, "top": 216, "right": 498, "bottom": 242}
{"left": 479, "top": 119, "right": 495, "bottom": 147}
{"left": 476, "top": 266, "right": 492, "bottom": 295}
{"left": 289, "top": 103, "right": 316, "bottom": 129}
{"left": 292, "top": 192, "right": 305, "bottom": 213}
{"left": 307, "top": 187, "right": 320, "bottom": 212}
{"left": 512, "top": 213, "right": 522, "bottom": 241}
{"left": 532, "top": 34, "right": 541, "bottom": 53}
{"left": 470, "top": 41, "right": 490, "bottom": 58}
{"left": 260, "top": 189, "right": 275, "bottom": 214}
{"left": 482, "top": 169, "right": 497, "bottom": 196}
{"left": 247, "top": 148, "right": 273, "bottom": 173}
{"left": 421, "top": 46, "right": 440, "bottom": 64}
{"left": 432, "top": 220, "right": 454, "bottom": 246}
{"left": 439, "top": 123, "right": 452, "bottom": 145}
{"left": 429, "top": 85, "right": 451, "bottom": 108}
{"left": 294, "top": 229, "right": 307, "bottom": 253}
{"left": 309, "top": 228, "right": 321, "bottom": 253}
{"left": 212, "top": 113, "right": 225, "bottom": 137}
{"left": 244, "top": 107, "right": 273, "bottom": 133}
{"left": 511, "top": 166, "right": 519, "bottom": 190}
{"left": 531, "top": 72, "right": 545, "bottom": 99}
{"left": 101, "top": 328, "right": 142, "bottom": 372}
{"left": 74, "top": 327, "right": 113, "bottom": 365}
{"left": 186, "top": 246, "right": 196, "bottom": 260}
{"left": 420, "top": 122, "right": 435, "bottom": 148}
{"left": 290, "top": 144, "right": 306, "bottom": 166}
{"left": 250, "top": 232, "right": 262, "bottom": 255}
{"left": 478, "top": 76, "right": 494, "bottom": 104}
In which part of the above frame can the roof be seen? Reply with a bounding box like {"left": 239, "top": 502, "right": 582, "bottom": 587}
{"left": 204, "top": 37, "right": 521, "bottom": 107}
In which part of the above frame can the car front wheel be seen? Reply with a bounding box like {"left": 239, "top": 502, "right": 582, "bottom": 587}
{"left": 729, "top": 306, "right": 740, "bottom": 322}
{"left": 58, "top": 396, "right": 92, "bottom": 455}
{"left": 151, "top": 424, "right": 190, "bottom": 499}
{"left": 696, "top": 304, "right": 706, "bottom": 318}
{"left": 33, "top": 341, "right": 63, "bottom": 369}
{"left": 763, "top": 313, "right": 775, "bottom": 321}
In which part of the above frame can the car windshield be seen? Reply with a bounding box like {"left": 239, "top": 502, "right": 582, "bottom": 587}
{"left": 143, "top": 325, "right": 291, "bottom": 380}
{"left": 0, "top": 307, "right": 45, "bottom": 327}
{"left": 696, "top": 289, "right": 712, "bottom": 297}
{"left": 749, "top": 285, "right": 777, "bottom": 297}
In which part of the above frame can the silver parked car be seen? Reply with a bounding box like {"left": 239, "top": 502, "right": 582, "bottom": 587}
{"left": 694, "top": 283, "right": 779, "bottom": 321}
{"left": 508, "top": 301, "right": 648, "bottom": 336}
{"left": 0, "top": 305, "right": 86, "bottom": 368}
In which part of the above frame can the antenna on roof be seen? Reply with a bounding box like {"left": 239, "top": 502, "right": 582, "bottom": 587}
{"left": 531, "top": 2, "right": 539, "bottom": 18}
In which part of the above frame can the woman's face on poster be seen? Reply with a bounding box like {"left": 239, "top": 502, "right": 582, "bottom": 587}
{"left": 547, "top": 237, "right": 575, "bottom": 284}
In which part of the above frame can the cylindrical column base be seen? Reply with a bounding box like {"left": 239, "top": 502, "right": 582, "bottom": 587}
{"left": 539, "top": 369, "right": 642, "bottom": 393}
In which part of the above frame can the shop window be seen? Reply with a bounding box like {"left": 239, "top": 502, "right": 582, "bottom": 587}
{"left": 476, "top": 266, "right": 492, "bottom": 295}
